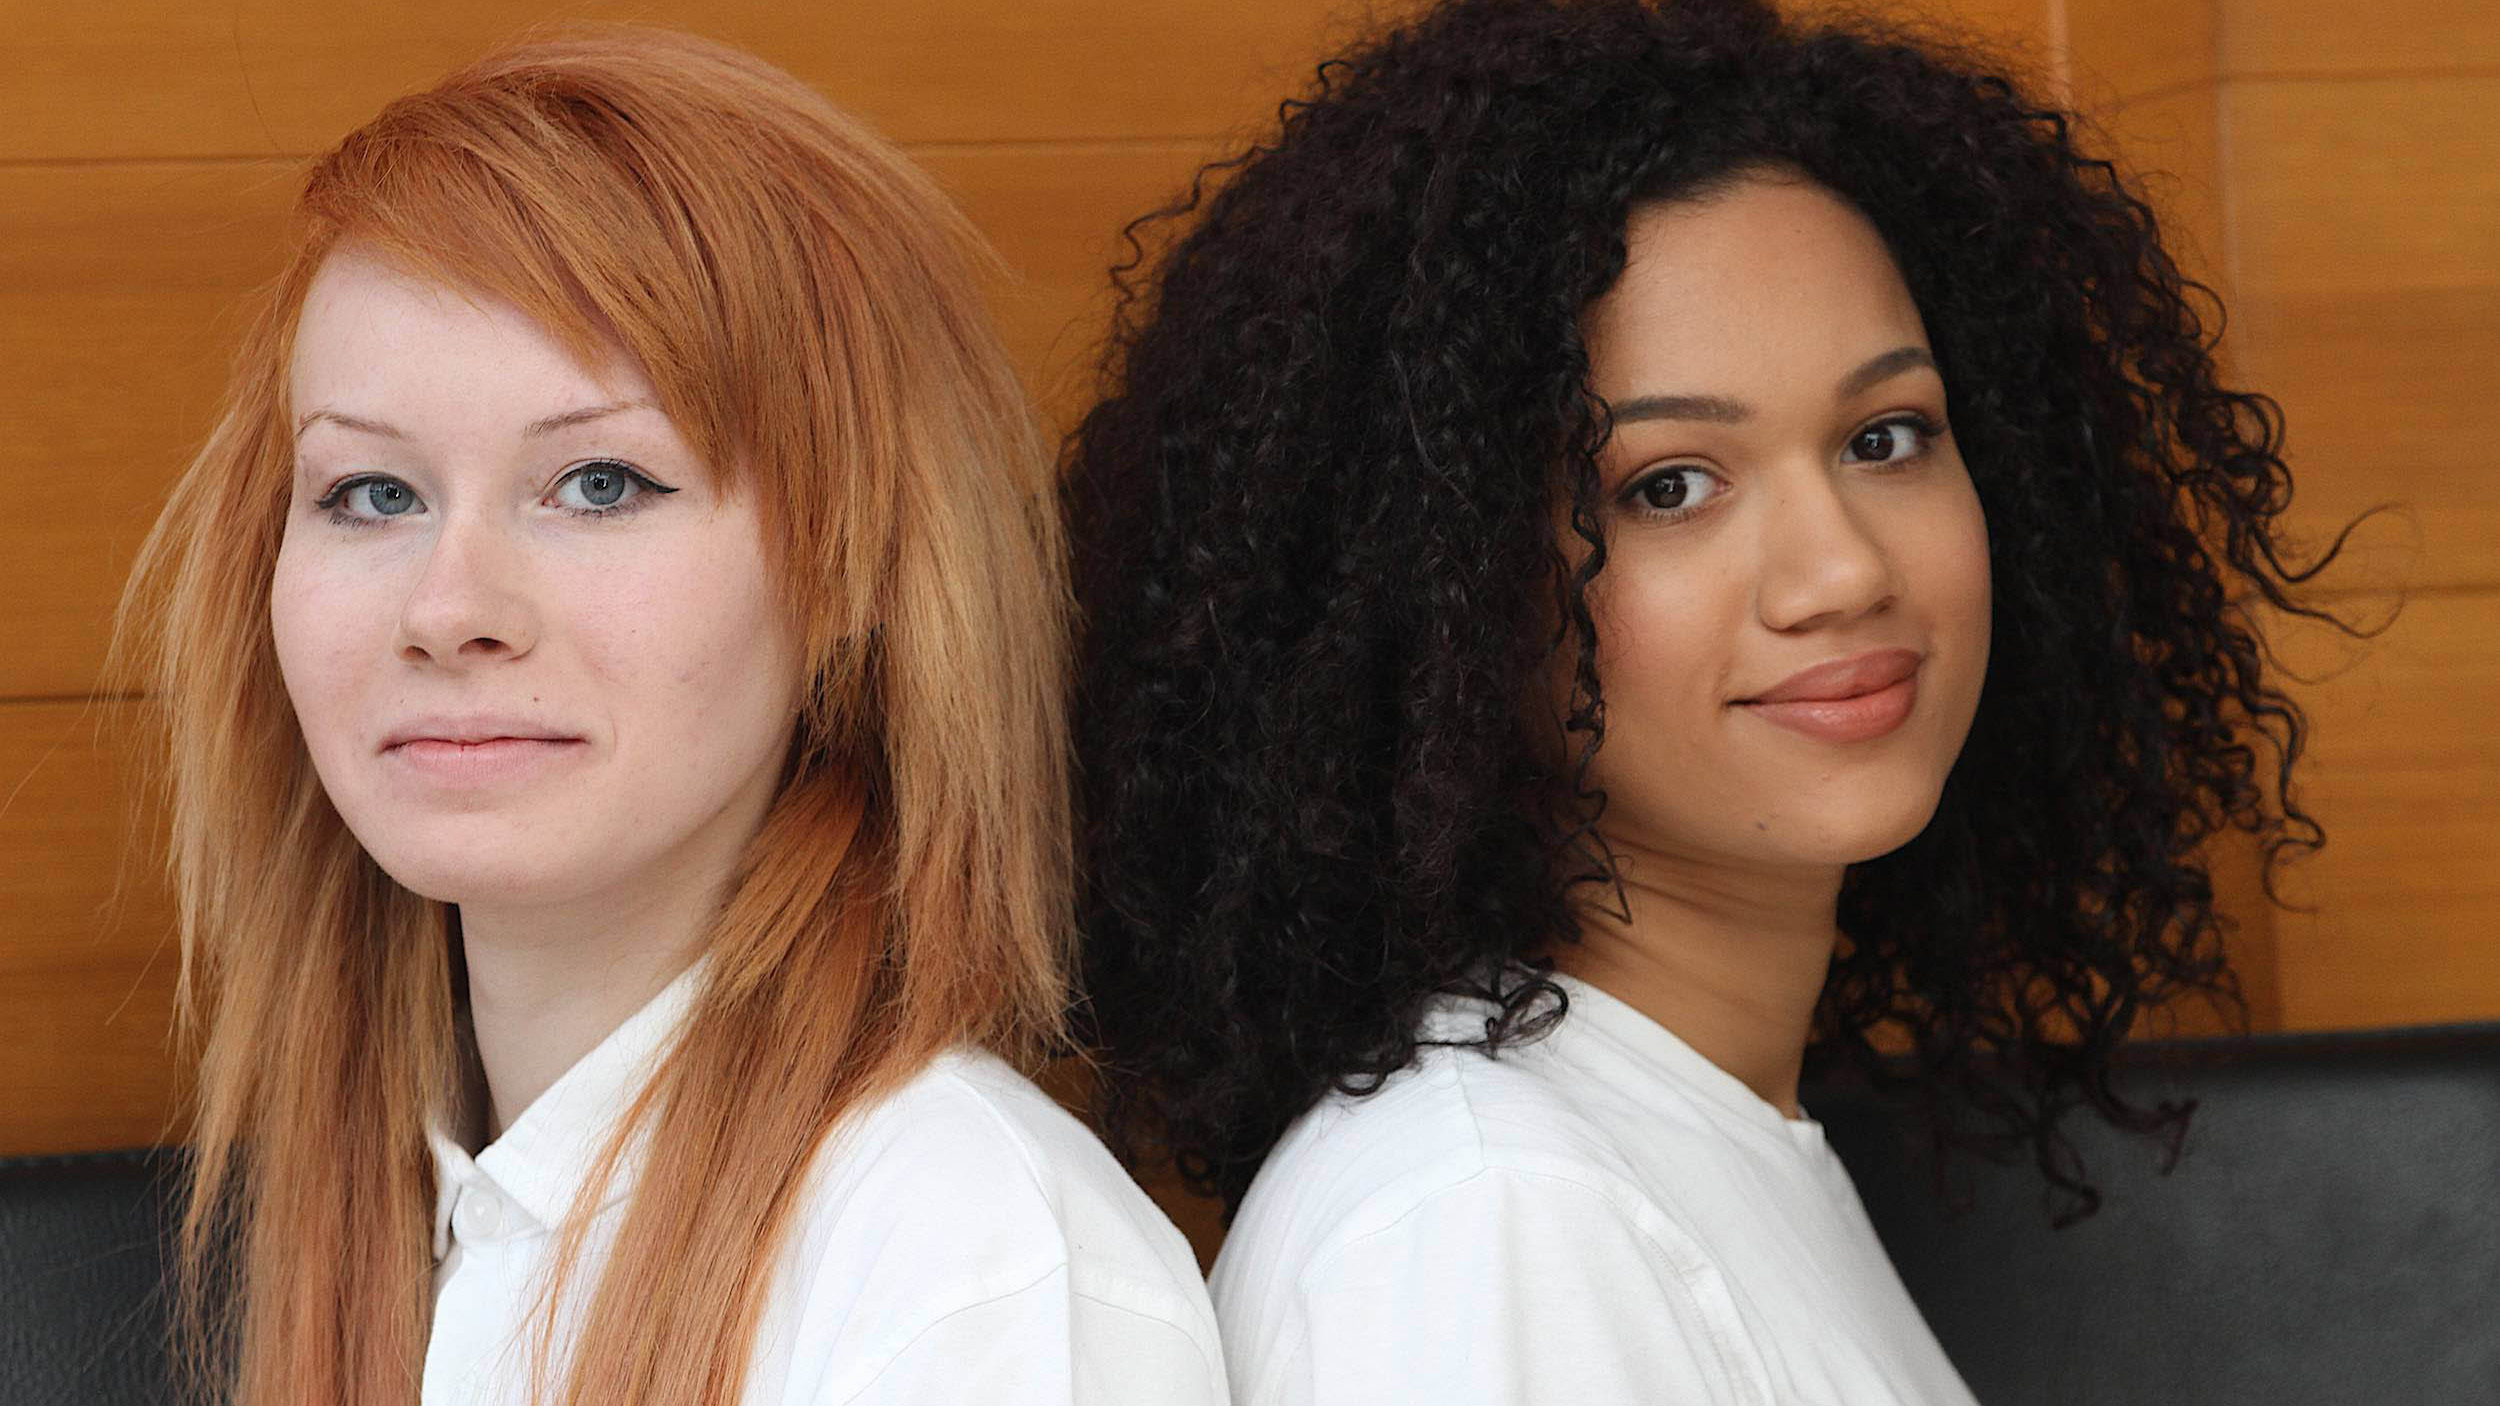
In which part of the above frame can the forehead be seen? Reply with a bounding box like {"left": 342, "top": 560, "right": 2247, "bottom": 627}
{"left": 1584, "top": 176, "right": 1929, "bottom": 394}
{"left": 288, "top": 251, "right": 646, "bottom": 422}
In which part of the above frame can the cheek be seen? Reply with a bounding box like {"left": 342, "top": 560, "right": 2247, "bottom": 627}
{"left": 1579, "top": 546, "right": 1742, "bottom": 780}
{"left": 268, "top": 530, "right": 389, "bottom": 752}
{"left": 572, "top": 522, "right": 801, "bottom": 754}
{"left": 1914, "top": 474, "right": 1993, "bottom": 662}
{"left": 1880, "top": 470, "right": 1993, "bottom": 772}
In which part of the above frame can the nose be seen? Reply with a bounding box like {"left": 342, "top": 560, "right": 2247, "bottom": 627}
{"left": 394, "top": 510, "right": 540, "bottom": 665}
{"left": 1754, "top": 465, "right": 1899, "bottom": 633}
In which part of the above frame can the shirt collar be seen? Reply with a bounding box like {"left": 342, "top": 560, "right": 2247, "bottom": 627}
{"left": 430, "top": 958, "right": 708, "bottom": 1256}
{"left": 1547, "top": 970, "right": 1829, "bottom": 1149}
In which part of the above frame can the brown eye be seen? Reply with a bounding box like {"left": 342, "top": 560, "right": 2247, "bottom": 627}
{"left": 1845, "top": 416, "right": 1938, "bottom": 464}
{"left": 1625, "top": 466, "right": 1722, "bottom": 516}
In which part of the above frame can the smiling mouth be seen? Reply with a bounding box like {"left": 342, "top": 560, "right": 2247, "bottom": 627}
{"left": 1735, "top": 649, "right": 1923, "bottom": 743}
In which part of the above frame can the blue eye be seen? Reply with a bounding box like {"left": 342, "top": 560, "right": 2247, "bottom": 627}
{"left": 315, "top": 474, "right": 425, "bottom": 523}
{"left": 549, "top": 459, "right": 674, "bottom": 515}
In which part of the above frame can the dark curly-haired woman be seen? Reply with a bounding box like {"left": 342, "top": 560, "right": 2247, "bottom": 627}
{"left": 1067, "top": 0, "right": 2338, "bottom": 1401}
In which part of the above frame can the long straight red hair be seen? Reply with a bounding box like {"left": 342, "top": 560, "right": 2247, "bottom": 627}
{"left": 116, "top": 27, "right": 1071, "bottom": 1404}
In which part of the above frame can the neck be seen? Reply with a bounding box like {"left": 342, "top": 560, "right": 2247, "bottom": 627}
{"left": 454, "top": 855, "right": 735, "bottom": 1146}
{"left": 1551, "top": 838, "right": 1844, "bottom": 1118}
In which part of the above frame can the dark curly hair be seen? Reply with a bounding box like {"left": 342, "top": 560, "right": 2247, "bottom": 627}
{"left": 1065, "top": 0, "right": 2347, "bottom": 1218}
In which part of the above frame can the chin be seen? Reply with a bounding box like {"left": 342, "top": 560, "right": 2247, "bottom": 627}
{"left": 362, "top": 845, "right": 582, "bottom": 909}
{"left": 1786, "top": 787, "right": 1950, "bottom": 867}
{"left": 340, "top": 809, "right": 603, "bottom": 910}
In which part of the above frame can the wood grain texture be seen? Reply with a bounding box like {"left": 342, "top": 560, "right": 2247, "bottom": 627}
{"left": 2213, "top": 67, "right": 2500, "bottom": 1033}
{"left": 0, "top": 0, "right": 1370, "bottom": 162}
{"left": 1790, "top": 0, "right": 2056, "bottom": 76}
{"left": 0, "top": 701, "right": 185, "bottom": 1157}
{"left": 921, "top": 140, "right": 1225, "bottom": 433}
{"left": 2219, "top": 0, "right": 2500, "bottom": 76}
{"left": 2213, "top": 77, "right": 2500, "bottom": 594}
{"left": 0, "top": 161, "right": 296, "bottom": 702}
{"left": 2067, "top": 0, "right": 2217, "bottom": 105}
{"left": 2223, "top": 76, "right": 2500, "bottom": 298}
{"left": 0, "top": 142, "right": 1220, "bottom": 700}
{"left": 2202, "top": 827, "right": 2282, "bottom": 1033}
{"left": 0, "top": 0, "right": 2069, "bottom": 163}
{"left": 2268, "top": 595, "right": 2500, "bottom": 1031}
{"left": 2100, "top": 83, "right": 2228, "bottom": 296}
{"left": 2234, "top": 287, "right": 2500, "bottom": 595}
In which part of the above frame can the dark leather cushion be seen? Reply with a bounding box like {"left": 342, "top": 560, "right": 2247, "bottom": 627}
{"left": 7, "top": 1032, "right": 2495, "bottom": 1405}
{"left": 0, "top": 1148, "right": 188, "bottom": 1406}
{"left": 1807, "top": 1024, "right": 2500, "bottom": 1406}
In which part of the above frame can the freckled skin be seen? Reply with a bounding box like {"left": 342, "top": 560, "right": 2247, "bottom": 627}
{"left": 271, "top": 251, "right": 803, "bottom": 915}
{"left": 1563, "top": 175, "right": 1992, "bottom": 875}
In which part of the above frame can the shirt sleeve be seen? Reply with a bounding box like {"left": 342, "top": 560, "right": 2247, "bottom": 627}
{"left": 1280, "top": 1168, "right": 1771, "bottom": 1406}
{"left": 822, "top": 1263, "right": 1228, "bottom": 1406}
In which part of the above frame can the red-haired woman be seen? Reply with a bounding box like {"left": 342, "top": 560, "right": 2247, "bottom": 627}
{"left": 119, "top": 29, "right": 1222, "bottom": 1406}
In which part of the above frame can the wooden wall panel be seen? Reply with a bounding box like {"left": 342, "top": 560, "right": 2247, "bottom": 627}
{"left": 0, "top": 0, "right": 1364, "bottom": 162}
{"left": 2196, "top": 0, "right": 2500, "bottom": 1036}
{"left": 0, "top": 162, "right": 294, "bottom": 702}
{"left": 2208, "top": 82, "right": 2500, "bottom": 592}
{"left": 2224, "top": 77, "right": 2500, "bottom": 299}
{"left": 2233, "top": 287, "right": 2499, "bottom": 594}
{"left": 2215, "top": 61, "right": 2500, "bottom": 1031}
{"left": 1791, "top": 0, "right": 2056, "bottom": 81}
{"left": 0, "top": 701, "right": 183, "bottom": 1156}
{"left": 2220, "top": 0, "right": 2500, "bottom": 76}
{"left": 922, "top": 141, "right": 1220, "bottom": 431}
{"left": 2099, "top": 83, "right": 2228, "bottom": 295}
{"left": 2067, "top": 0, "right": 2217, "bottom": 105}
{"left": 2269, "top": 595, "right": 2500, "bottom": 1030}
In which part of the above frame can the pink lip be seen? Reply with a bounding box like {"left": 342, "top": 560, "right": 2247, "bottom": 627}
{"left": 1735, "top": 649, "right": 1922, "bottom": 744}
{"left": 380, "top": 718, "right": 586, "bottom": 784}
{"left": 380, "top": 715, "right": 580, "bottom": 750}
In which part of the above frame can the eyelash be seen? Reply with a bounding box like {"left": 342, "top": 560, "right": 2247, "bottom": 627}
{"left": 309, "top": 459, "right": 677, "bottom": 528}
{"left": 310, "top": 475, "right": 416, "bottom": 529}
{"left": 1847, "top": 412, "right": 1949, "bottom": 469}
{"left": 546, "top": 460, "right": 675, "bottom": 519}
{"left": 1617, "top": 465, "right": 1726, "bottom": 524}
{"left": 1615, "top": 412, "right": 1951, "bottom": 524}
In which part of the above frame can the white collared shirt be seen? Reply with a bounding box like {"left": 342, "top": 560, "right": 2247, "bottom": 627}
{"left": 1209, "top": 973, "right": 1978, "bottom": 1406}
{"left": 424, "top": 964, "right": 1227, "bottom": 1405}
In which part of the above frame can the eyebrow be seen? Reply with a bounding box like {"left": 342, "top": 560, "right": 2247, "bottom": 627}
{"left": 293, "top": 398, "right": 659, "bottom": 441}
{"left": 1608, "top": 346, "right": 1938, "bottom": 425}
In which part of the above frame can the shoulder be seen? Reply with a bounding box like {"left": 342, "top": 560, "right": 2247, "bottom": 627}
{"left": 770, "top": 1051, "right": 1224, "bottom": 1405}
{"left": 1221, "top": 1025, "right": 1664, "bottom": 1277}
{"left": 1210, "top": 1027, "right": 1767, "bottom": 1406}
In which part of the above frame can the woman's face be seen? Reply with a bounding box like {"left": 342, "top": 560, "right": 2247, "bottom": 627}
{"left": 272, "top": 251, "right": 804, "bottom": 912}
{"left": 1563, "top": 174, "right": 1991, "bottom": 874}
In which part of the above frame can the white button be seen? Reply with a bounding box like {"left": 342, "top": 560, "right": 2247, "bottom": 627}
{"left": 451, "top": 1184, "right": 506, "bottom": 1242}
